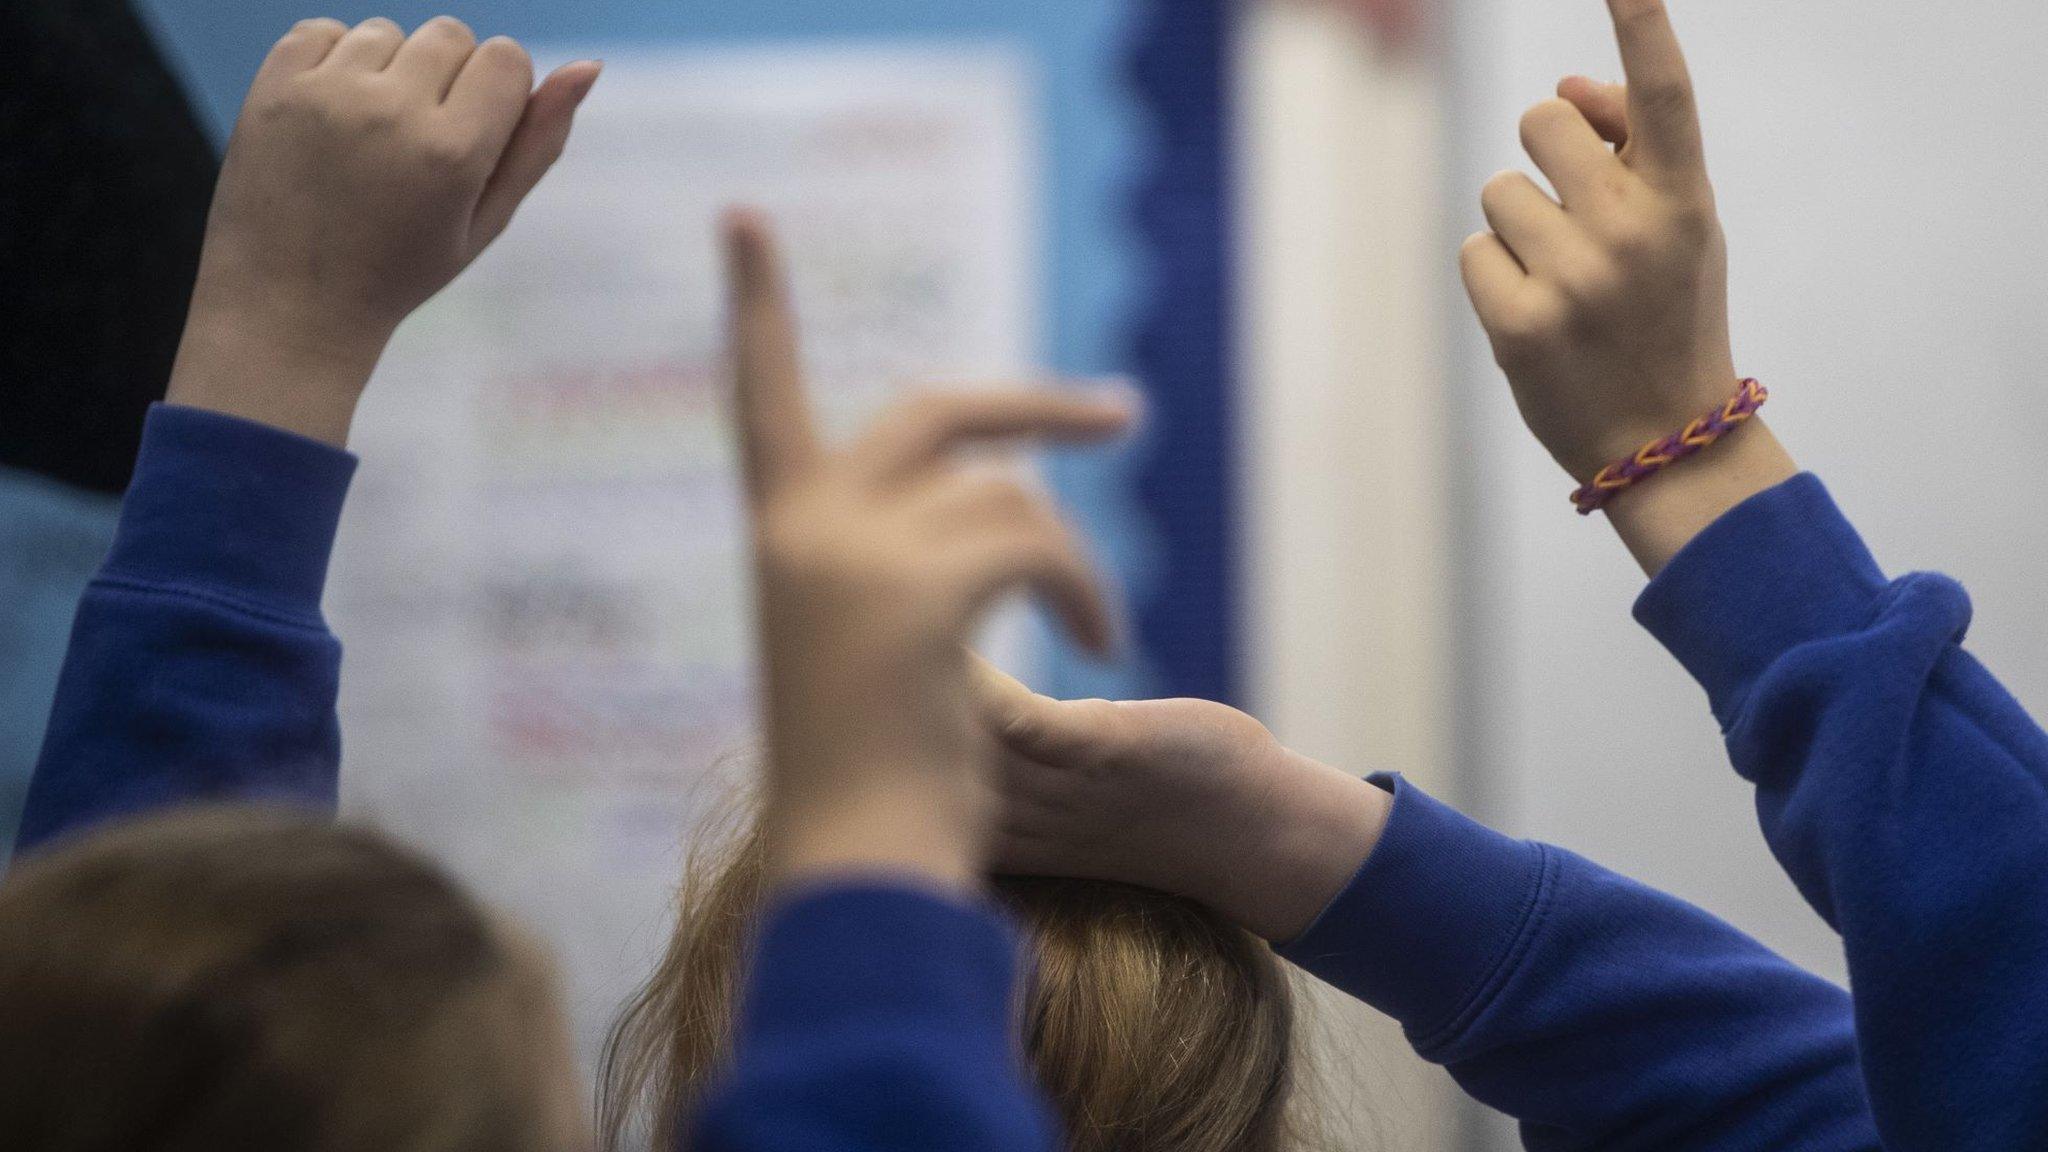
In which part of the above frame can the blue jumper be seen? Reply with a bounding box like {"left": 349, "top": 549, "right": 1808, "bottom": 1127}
{"left": 24, "top": 405, "right": 2026, "bottom": 1149}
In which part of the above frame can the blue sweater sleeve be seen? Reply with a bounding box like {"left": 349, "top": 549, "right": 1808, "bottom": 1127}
{"left": 14, "top": 404, "right": 356, "bottom": 856}
{"left": 1636, "top": 473, "right": 2048, "bottom": 1151}
{"left": 1282, "top": 775, "right": 1876, "bottom": 1152}
{"left": 694, "top": 884, "right": 1058, "bottom": 1152}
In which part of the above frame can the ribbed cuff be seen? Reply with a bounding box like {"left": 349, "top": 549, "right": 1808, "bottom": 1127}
{"left": 1633, "top": 473, "right": 1888, "bottom": 728}
{"left": 102, "top": 404, "right": 358, "bottom": 622}
{"left": 739, "top": 884, "right": 1025, "bottom": 1053}
{"left": 1280, "top": 775, "right": 1550, "bottom": 1044}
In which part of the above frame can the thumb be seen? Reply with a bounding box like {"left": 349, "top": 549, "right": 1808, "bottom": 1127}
{"left": 470, "top": 60, "right": 603, "bottom": 252}
{"left": 1558, "top": 75, "right": 1630, "bottom": 148}
{"left": 971, "top": 654, "right": 1061, "bottom": 754}
{"left": 972, "top": 654, "right": 1129, "bottom": 764}
{"left": 971, "top": 653, "right": 1037, "bottom": 725}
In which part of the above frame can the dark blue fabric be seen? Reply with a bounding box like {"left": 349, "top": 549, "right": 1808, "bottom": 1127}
{"left": 16, "top": 404, "right": 353, "bottom": 852}
{"left": 1638, "top": 474, "right": 2048, "bottom": 1151}
{"left": 1283, "top": 776, "right": 1877, "bottom": 1151}
{"left": 693, "top": 884, "right": 1057, "bottom": 1151}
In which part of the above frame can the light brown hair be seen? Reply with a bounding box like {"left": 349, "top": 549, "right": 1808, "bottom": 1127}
{"left": 0, "top": 807, "right": 585, "bottom": 1152}
{"left": 600, "top": 806, "right": 1302, "bottom": 1151}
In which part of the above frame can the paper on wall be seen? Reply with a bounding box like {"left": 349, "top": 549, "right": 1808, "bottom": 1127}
{"left": 326, "top": 44, "right": 1041, "bottom": 1068}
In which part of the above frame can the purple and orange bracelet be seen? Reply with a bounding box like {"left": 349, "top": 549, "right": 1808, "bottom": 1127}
{"left": 1571, "top": 378, "right": 1769, "bottom": 515}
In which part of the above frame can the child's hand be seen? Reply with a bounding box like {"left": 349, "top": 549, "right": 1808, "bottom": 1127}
{"left": 976, "top": 662, "right": 1393, "bottom": 943}
{"left": 168, "top": 18, "right": 601, "bottom": 446}
{"left": 725, "top": 212, "right": 1133, "bottom": 893}
{"left": 1462, "top": 0, "right": 1798, "bottom": 573}
{"left": 1461, "top": 0, "right": 1736, "bottom": 482}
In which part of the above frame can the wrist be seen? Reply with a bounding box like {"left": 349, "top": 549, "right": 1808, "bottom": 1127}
{"left": 166, "top": 301, "right": 390, "bottom": 449}
{"left": 762, "top": 778, "right": 991, "bottom": 898}
{"left": 1212, "top": 751, "right": 1393, "bottom": 944}
{"left": 1556, "top": 364, "right": 1748, "bottom": 484}
{"left": 1603, "top": 416, "right": 1799, "bottom": 577}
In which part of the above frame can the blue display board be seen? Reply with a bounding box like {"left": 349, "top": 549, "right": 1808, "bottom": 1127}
{"left": 139, "top": 0, "right": 1237, "bottom": 704}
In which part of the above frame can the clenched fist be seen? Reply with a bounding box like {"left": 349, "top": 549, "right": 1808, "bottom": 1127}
{"left": 169, "top": 17, "right": 600, "bottom": 445}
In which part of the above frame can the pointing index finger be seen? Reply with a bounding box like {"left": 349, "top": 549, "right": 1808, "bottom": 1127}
{"left": 1605, "top": 0, "right": 1705, "bottom": 175}
{"left": 724, "top": 210, "right": 821, "bottom": 501}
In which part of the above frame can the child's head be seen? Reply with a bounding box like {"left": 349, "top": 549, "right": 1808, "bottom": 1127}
{"left": 601, "top": 809, "right": 1301, "bottom": 1152}
{"left": 0, "top": 807, "right": 587, "bottom": 1152}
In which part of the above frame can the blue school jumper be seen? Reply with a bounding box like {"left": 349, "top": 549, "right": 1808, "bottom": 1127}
{"left": 21, "top": 403, "right": 2035, "bottom": 1150}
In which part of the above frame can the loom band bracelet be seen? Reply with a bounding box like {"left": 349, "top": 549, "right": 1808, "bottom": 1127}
{"left": 1677, "top": 418, "right": 1717, "bottom": 448}
{"left": 1570, "top": 378, "right": 1769, "bottom": 516}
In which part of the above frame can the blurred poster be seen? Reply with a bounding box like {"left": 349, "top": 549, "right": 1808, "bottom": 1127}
{"left": 327, "top": 45, "right": 1040, "bottom": 1064}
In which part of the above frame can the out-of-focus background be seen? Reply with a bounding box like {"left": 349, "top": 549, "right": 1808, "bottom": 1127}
{"left": 7, "top": 1, "right": 2048, "bottom": 1148}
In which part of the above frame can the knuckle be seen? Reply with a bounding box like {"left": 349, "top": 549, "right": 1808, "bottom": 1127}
{"left": 417, "top": 130, "right": 487, "bottom": 172}
{"left": 421, "top": 15, "right": 476, "bottom": 42}
{"left": 356, "top": 16, "right": 403, "bottom": 39}
{"left": 1595, "top": 168, "right": 1637, "bottom": 203}
{"left": 1491, "top": 294, "right": 1566, "bottom": 363}
{"left": 291, "top": 17, "right": 347, "bottom": 36}
{"left": 1518, "top": 98, "right": 1575, "bottom": 144}
{"left": 1558, "top": 256, "right": 1624, "bottom": 304}
{"left": 995, "top": 704, "right": 1040, "bottom": 747}
{"left": 479, "top": 35, "right": 535, "bottom": 79}
{"left": 1666, "top": 196, "right": 1717, "bottom": 243}
{"left": 1482, "top": 169, "right": 1525, "bottom": 201}
{"left": 1602, "top": 211, "right": 1666, "bottom": 259}
{"left": 309, "top": 84, "right": 401, "bottom": 135}
{"left": 1635, "top": 77, "right": 1693, "bottom": 118}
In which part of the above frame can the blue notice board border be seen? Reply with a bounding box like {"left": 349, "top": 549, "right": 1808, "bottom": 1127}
{"left": 1125, "top": 0, "right": 1239, "bottom": 706}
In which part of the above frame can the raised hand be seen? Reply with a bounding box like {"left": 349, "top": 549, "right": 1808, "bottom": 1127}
{"left": 1463, "top": 0, "right": 1735, "bottom": 481}
{"left": 725, "top": 212, "right": 1133, "bottom": 893}
{"left": 975, "top": 661, "right": 1392, "bottom": 942}
{"left": 168, "top": 17, "right": 601, "bottom": 446}
{"left": 1461, "top": 0, "right": 1796, "bottom": 571}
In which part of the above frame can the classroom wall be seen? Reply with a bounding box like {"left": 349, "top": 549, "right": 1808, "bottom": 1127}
{"left": 1239, "top": 3, "right": 1468, "bottom": 1147}
{"left": 1452, "top": 1, "right": 2048, "bottom": 1144}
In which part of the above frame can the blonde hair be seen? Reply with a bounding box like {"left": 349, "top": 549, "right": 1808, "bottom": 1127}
{"left": 600, "top": 803, "right": 1302, "bottom": 1151}
{"left": 0, "top": 807, "right": 580, "bottom": 1152}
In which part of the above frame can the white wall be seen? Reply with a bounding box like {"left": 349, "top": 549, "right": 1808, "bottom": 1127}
{"left": 1453, "top": 2, "right": 2048, "bottom": 1145}
{"left": 1240, "top": 3, "right": 1473, "bottom": 1148}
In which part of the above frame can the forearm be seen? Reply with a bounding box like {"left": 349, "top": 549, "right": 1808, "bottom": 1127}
{"left": 1638, "top": 475, "right": 2048, "bottom": 1150}
{"left": 1282, "top": 776, "right": 1877, "bottom": 1152}
{"left": 1218, "top": 752, "right": 1391, "bottom": 944}
{"left": 16, "top": 406, "right": 355, "bottom": 855}
{"left": 763, "top": 781, "right": 986, "bottom": 899}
